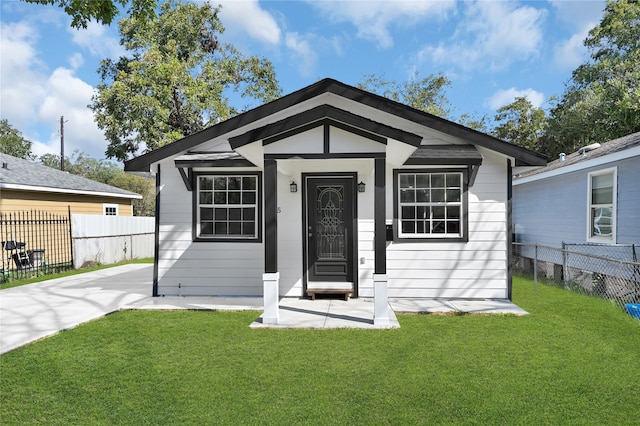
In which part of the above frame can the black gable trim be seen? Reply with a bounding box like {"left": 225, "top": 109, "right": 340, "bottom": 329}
{"left": 229, "top": 104, "right": 420, "bottom": 149}
{"left": 125, "top": 78, "right": 547, "bottom": 172}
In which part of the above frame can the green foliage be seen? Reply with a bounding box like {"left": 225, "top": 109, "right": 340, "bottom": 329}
{"left": 109, "top": 172, "right": 155, "bottom": 216}
{"left": 90, "top": 0, "right": 282, "bottom": 161}
{"left": 493, "top": 96, "right": 549, "bottom": 151}
{"left": 23, "top": 0, "right": 157, "bottom": 29}
{"left": 545, "top": 0, "right": 640, "bottom": 158}
{"left": 1, "top": 277, "right": 638, "bottom": 424}
{"left": 0, "top": 119, "right": 34, "bottom": 160}
{"left": 358, "top": 71, "right": 452, "bottom": 118}
{"left": 39, "top": 150, "right": 122, "bottom": 184}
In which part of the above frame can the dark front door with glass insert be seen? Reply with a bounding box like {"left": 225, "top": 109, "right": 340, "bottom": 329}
{"left": 305, "top": 177, "right": 355, "bottom": 283}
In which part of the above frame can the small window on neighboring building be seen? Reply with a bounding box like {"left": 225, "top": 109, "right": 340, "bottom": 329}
{"left": 395, "top": 170, "right": 467, "bottom": 241}
{"left": 195, "top": 173, "right": 261, "bottom": 241}
{"left": 103, "top": 204, "right": 118, "bottom": 216}
{"left": 588, "top": 168, "right": 616, "bottom": 242}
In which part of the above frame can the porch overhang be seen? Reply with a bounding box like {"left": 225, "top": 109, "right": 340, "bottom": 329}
{"left": 404, "top": 145, "right": 483, "bottom": 186}
{"left": 173, "top": 152, "right": 256, "bottom": 191}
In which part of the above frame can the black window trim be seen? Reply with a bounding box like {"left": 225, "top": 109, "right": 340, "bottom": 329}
{"left": 192, "top": 171, "right": 263, "bottom": 243}
{"left": 393, "top": 168, "right": 469, "bottom": 243}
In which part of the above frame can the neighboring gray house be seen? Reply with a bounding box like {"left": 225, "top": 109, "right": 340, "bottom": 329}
{"left": 513, "top": 132, "right": 640, "bottom": 248}
{"left": 125, "top": 79, "right": 546, "bottom": 324}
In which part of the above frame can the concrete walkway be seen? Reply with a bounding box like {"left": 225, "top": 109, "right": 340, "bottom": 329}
{"left": 0, "top": 264, "right": 528, "bottom": 354}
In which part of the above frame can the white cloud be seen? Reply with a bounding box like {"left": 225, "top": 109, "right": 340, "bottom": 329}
{"left": 0, "top": 21, "right": 48, "bottom": 128}
{"left": 548, "top": 0, "right": 606, "bottom": 30}
{"left": 486, "top": 88, "right": 545, "bottom": 110}
{"left": 307, "top": 0, "right": 455, "bottom": 49}
{"left": 1, "top": 19, "right": 108, "bottom": 160}
{"left": 217, "top": 0, "right": 281, "bottom": 45}
{"left": 553, "top": 25, "right": 592, "bottom": 70}
{"left": 285, "top": 32, "right": 318, "bottom": 77}
{"left": 419, "top": 1, "right": 546, "bottom": 72}
{"left": 69, "top": 21, "right": 124, "bottom": 58}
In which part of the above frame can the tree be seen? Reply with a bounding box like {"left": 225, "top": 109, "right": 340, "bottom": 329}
{"left": 358, "top": 72, "right": 452, "bottom": 118}
{"left": 493, "top": 96, "right": 548, "bottom": 152}
{"left": 90, "top": 0, "right": 282, "bottom": 161}
{"left": 0, "top": 119, "right": 34, "bottom": 160}
{"left": 39, "top": 150, "right": 121, "bottom": 184}
{"left": 108, "top": 173, "right": 155, "bottom": 216}
{"left": 24, "top": 0, "right": 156, "bottom": 29}
{"left": 545, "top": 0, "right": 640, "bottom": 158}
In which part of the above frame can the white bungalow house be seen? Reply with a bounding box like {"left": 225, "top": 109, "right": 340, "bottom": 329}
{"left": 124, "top": 79, "right": 546, "bottom": 324}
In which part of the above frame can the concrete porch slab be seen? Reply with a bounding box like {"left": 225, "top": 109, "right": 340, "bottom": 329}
{"left": 250, "top": 298, "right": 400, "bottom": 329}
{"left": 389, "top": 298, "right": 529, "bottom": 315}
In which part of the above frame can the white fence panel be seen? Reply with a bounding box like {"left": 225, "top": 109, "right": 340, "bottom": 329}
{"left": 72, "top": 215, "right": 154, "bottom": 268}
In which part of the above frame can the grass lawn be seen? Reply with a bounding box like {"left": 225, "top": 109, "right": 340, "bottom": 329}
{"left": 1, "top": 276, "right": 638, "bottom": 425}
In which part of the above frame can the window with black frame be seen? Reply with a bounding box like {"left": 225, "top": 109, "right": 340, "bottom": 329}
{"left": 196, "top": 174, "right": 259, "bottom": 240}
{"left": 396, "top": 170, "right": 466, "bottom": 240}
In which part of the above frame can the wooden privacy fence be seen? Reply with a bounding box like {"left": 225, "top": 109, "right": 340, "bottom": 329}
{"left": 1, "top": 209, "right": 73, "bottom": 281}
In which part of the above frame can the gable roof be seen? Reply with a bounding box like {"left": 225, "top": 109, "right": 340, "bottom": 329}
{"left": 0, "top": 153, "right": 141, "bottom": 199}
{"left": 514, "top": 132, "right": 640, "bottom": 182}
{"left": 125, "top": 78, "right": 547, "bottom": 172}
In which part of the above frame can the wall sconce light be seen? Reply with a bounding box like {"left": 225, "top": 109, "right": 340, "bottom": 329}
{"left": 357, "top": 181, "right": 366, "bottom": 193}
{"left": 290, "top": 181, "right": 298, "bottom": 193}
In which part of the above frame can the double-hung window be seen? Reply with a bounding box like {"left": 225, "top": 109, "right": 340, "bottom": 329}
{"left": 588, "top": 168, "right": 616, "bottom": 242}
{"left": 196, "top": 173, "right": 261, "bottom": 241}
{"left": 395, "top": 170, "right": 467, "bottom": 241}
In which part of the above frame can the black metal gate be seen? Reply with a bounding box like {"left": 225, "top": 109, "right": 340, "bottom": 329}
{"left": 1, "top": 209, "right": 73, "bottom": 282}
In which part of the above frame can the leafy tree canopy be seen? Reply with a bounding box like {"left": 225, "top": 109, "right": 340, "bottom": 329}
{"left": 358, "top": 72, "right": 452, "bottom": 118}
{"left": 493, "top": 96, "right": 548, "bottom": 152}
{"left": 0, "top": 119, "right": 34, "bottom": 160}
{"left": 91, "top": 0, "right": 282, "bottom": 161}
{"left": 39, "top": 150, "right": 122, "bottom": 184}
{"left": 24, "top": 0, "right": 156, "bottom": 29}
{"left": 545, "top": 0, "right": 640, "bottom": 158}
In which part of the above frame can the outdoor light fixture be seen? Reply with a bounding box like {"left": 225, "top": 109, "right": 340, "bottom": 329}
{"left": 357, "top": 181, "right": 366, "bottom": 193}
{"left": 290, "top": 181, "right": 298, "bottom": 193}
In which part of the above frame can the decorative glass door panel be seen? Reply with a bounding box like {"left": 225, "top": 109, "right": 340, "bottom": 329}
{"left": 306, "top": 178, "right": 354, "bottom": 283}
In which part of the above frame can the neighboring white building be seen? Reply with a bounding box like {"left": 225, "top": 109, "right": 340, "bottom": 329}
{"left": 125, "top": 79, "right": 546, "bottom": 309}
{"left": 513, "top": 132, "right": 640, "bottom": 248}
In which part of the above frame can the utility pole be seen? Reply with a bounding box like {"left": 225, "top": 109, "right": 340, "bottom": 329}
{"left": 60, "top": 115, "right": 65, "bottom": 171}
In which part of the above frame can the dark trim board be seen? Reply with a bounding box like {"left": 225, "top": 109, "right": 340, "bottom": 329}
{"left": 264, "top": 153, "right": 385, "bottom": 160}
{"left": 374, "top": 158, "right": 386, "bottom": 274}
{"left": 507, "top": 160, "right": 513, "bottom": 301}
{"left": 231, "top": 104, "right": 417, "bottom": 148}
{"left": 125, "top": 79, "right": 546, "bottom": 173}
{"left": 264, "top": 160, "right": 278, "bottom": 273}
{"left": 152, "top": 164, "right": 160, "bottom": 297}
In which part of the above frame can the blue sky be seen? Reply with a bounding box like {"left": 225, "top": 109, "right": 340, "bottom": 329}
{"left": 1, "top": 0, "right": 607, "bottom": 164}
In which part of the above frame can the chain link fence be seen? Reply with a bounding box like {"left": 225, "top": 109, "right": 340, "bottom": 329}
{"left": 512, "top": 242, "right": 640, "bottom": 308}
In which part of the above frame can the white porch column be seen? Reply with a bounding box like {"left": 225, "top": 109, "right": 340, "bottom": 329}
{"left": 262, "top": 272, "right": 280, "bottom": 324}
{"left": 373, "top": 273, "right": 389, "bottom": 326}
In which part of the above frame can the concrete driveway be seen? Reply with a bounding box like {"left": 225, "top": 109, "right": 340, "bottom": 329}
{"left": 0, "top": 264, "right": 152, "bottom": 354}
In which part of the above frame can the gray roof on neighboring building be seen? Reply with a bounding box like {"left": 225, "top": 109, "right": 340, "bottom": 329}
{"left": 516, "top": 132, "right": 640, "bottom": 179}
{"left": 0, "top": 153, "right": 141, "bottom": 199}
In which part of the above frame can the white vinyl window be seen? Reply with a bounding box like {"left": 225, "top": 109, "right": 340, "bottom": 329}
{"left": 588, "top": 168, "right": 616, "bottom": 242}
{"left": 196, "top": 174, "right": 259, "bottom": 240}
{"left": 103, "top": 204, "right": 118, "bottom": 216}
{"left": 397, "top": 171, "right": 465, "bottom": 240}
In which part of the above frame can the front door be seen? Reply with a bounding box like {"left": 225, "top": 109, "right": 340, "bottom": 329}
{"left": 305, "top": 177, "right": 355, "bottom": 284}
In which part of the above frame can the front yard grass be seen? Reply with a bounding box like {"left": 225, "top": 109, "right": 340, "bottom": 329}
{"left": 1, "top": 276, "right": 638, "bottom": 425}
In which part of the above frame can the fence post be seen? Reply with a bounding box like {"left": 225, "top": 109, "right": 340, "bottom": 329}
{"left": 534, "top": 244, "right": 538, "bottom": 292}
{"left": 68, "top": 206, "right": 74, "bottom": 269}
{"left": 562, "top": 241, "right": 568, "bottom": 289}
